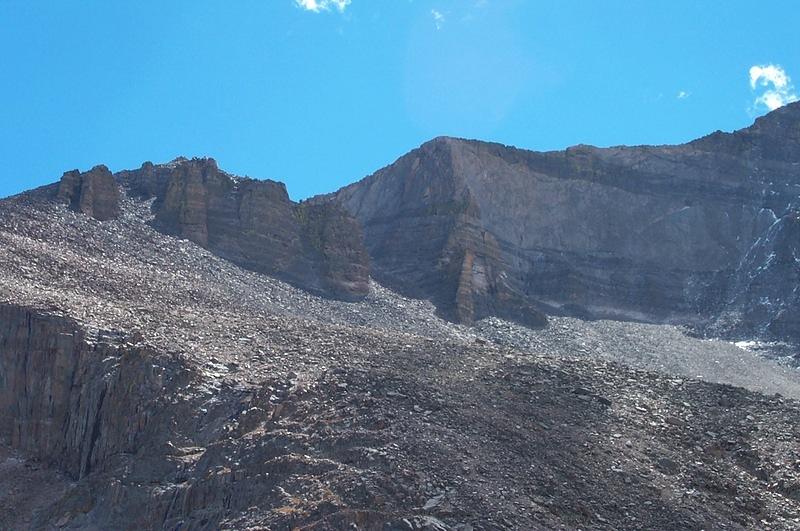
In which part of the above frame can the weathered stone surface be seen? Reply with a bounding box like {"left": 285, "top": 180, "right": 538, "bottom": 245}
{"left": 118, "top": 157, "right": 370, "bottom": 300}
{"left": 714, "top": 209, "right": 800, "bottom": 340}
{"left": 297, "top": 200, "right": 372, "bottom": 301}
{"left": 57, "top": 165, "right": 120, "bottom": 221}
{"left": 0, "top": 304, "right": 166, "bottom": 480}
{"left": 322, "top": 102, "right": 800, "bottom": 340}
{"left": 2, "top": 180, "right": 800, "bottom": 529}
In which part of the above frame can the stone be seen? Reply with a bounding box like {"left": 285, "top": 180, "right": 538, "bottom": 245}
{"left": 595, "top": 395, "right": 612, "bottom": 407}
{"left": 118, "top": 157, "right": 370, "bottom": 300}
{"left": 318, "top": 101, "right": 800, "bottom": 342}
{"left": 423, "top": 494, "right": 445, "bottom": 510}
{"left": 57, "top": 165, "right": 120, "bottom": 221}
{"left": 656, "top": 458, "right": 680, "bottom": 475}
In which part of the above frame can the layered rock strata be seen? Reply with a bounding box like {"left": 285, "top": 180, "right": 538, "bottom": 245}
{"left": 56, "top": 165, "right": 120, "bottom": 221}
{"left": 2, "top": 181, "right": 800, "bottom": 528}
{"left": 323, "top": 102, "right": 800, "bottom": 340}
{"left": 118, "top": 157, "right": 370, "bottom": 301}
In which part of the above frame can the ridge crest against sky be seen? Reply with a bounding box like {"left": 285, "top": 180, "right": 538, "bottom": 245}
{"left": 1, "top": 1, "right": 798, "bottom": 200}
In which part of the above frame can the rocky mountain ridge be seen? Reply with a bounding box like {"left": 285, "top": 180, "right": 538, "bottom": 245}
{"left": 1, "top": 184, "right": 800, "bottom": 529}
{"left": 54, "top": 157, "right": 370, "bottom": 301}
{"left": 319, "top": 101, "right": 800, "bottom": 345}
{"left": 38, "top": 102, "right": 800, "bottom": 346}
{"left": 1, "top": 104, "right": 800, "bottom": 529}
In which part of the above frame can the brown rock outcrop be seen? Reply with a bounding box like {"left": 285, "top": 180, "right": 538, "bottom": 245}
{"left": 118, "top": 157, "right": 370, "bottom": 300}
{"left": 3, "top": 178, "right": 800, "bottom": 529}
{"left": 56, "top": 165, "right": 120, "bottom": 221}
{"left": 0, "top": 304, "right": 167, "bottom": 480}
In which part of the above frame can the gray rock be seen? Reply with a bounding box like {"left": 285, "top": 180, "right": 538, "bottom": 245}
{"left": 57, "top": 165, "right": 120, "bottom": 221}
{"left": 118, "top": 157, "right": 370, "bottom": 300}
{"left": 2, "top": 102, "right": 800, "bottom": 531}
{"left": 318, "top": 101, "right": 800, "bottom": 343}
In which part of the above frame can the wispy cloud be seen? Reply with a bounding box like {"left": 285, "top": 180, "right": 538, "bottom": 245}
{"left": 749, "top": 64, "right": 798, "bottom": 111}
{"left": 677, "top": 90, "right": 690, "bottom": 100}
{"left": 431, "top": 9, "right": 445, "bottom": 30}
{"left": 294, "top": 0, "right": 351, "bottom": 13}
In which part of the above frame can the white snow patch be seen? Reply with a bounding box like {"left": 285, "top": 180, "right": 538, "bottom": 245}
{"left": 735, "top": 340, "right": 758, "bottom": 351}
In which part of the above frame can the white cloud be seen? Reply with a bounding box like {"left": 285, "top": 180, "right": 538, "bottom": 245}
{"left": 677, "top": 90, "right": 690, "bottom": 100}
{"left": 294, "top": 0, "right": 351, "bottom": 13}
{"left": 749, "top": 64, "right": 798, "bottom": 111}
{"left": 431, "top": 9, "right": 445, "bottom": 30}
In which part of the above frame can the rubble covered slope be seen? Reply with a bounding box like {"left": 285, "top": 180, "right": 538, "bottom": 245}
{"left": 0, "top": 166, "right": 800, "bottom": 530}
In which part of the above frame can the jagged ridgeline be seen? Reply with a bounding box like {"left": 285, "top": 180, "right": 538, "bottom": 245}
{"left": 50, "top": 101, "right": 800, "bottom": 343}
{"left": 317, "top": 101, "right": 800, "bottom": 343}
{"left": 2, "top": 101, "right": 800, "bottom": 530}
{"left": 57, "top": 157, "right": 371, "bottom": 301}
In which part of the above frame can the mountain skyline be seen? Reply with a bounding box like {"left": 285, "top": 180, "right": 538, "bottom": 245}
{"left": 2, "top": 93, "right": 800, "bottom": 530}
{"left": 5, "top": 3, "right": 800, "bottom": 529}
{"left": 2, "top": 1, "right": 799, "bottom": 201}
{"left": 10, "top": 99, "right": 800, "bottom": 346}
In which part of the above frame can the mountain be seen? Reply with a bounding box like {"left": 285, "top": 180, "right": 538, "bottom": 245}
{"left": 57, "top": 157, "right": 371, "bottom": 301}
{"left": 2, "top": 107, "right": 800, "bottom": 529}
{"left": 319, "top": 102, "right": 800, "bottom": 344}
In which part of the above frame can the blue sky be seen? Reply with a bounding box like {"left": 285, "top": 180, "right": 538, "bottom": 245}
{"left": 1, "top": 0, "right": 798, "bottom": 200}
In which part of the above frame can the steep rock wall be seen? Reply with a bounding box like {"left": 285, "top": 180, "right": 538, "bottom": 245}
{"left": 118, "top": 158, "right": 370, "bottom": 301}
{"left": 324, "top": 102, "right": 800, "bottom": 339}
{"left": 0, "top": 304, "right": 166, "bottom": 479}
{"left": 57, "top": 165, "right": 120, "bottom": 221}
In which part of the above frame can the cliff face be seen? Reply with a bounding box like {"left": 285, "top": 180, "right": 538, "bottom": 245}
{"left": 714, "top": 210, "right": 800, "bottom": 339}
{"left": 0, "top": 305, "right": 168, "bottom": 481}
{"left": 118, "top": 158, "right": 370, "bottom": 301}
{"left": 325, "top": 102, "right": 800, "bottom": 340}
{"left": 57, "top": 165, "right": 120, "bottom": 221}
{"left": 4, "top": 145, "right": 800, "bottom": 529}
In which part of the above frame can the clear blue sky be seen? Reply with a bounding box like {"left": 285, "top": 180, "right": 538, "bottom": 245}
{"left": 1, "top": 0, "right": 798, "bottom": 200}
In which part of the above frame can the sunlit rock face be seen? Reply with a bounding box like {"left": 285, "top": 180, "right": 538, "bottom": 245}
{"left": 57, "top": 165, "right": 120, "bottom": 221}
{"left": 118, "top": 157, "right": 370, "bottom": 301}
{"left": 322, "top": 102, "right": 800, "bottom": 341}
{"left": 3, "top": 104, "right": 800, "bottom": 530}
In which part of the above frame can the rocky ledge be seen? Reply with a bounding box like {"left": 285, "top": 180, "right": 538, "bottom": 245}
{"left": 320, "top": 102, "right": 800, "bottom": 343}
{"left": 112, "top": 157, "right": 370, "bottom": 301}
{"left": 57, "top": 165, "right": 120, "bottom": 221}
{"left": 1, "top": 186, "right": 800, "bottom": 529}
